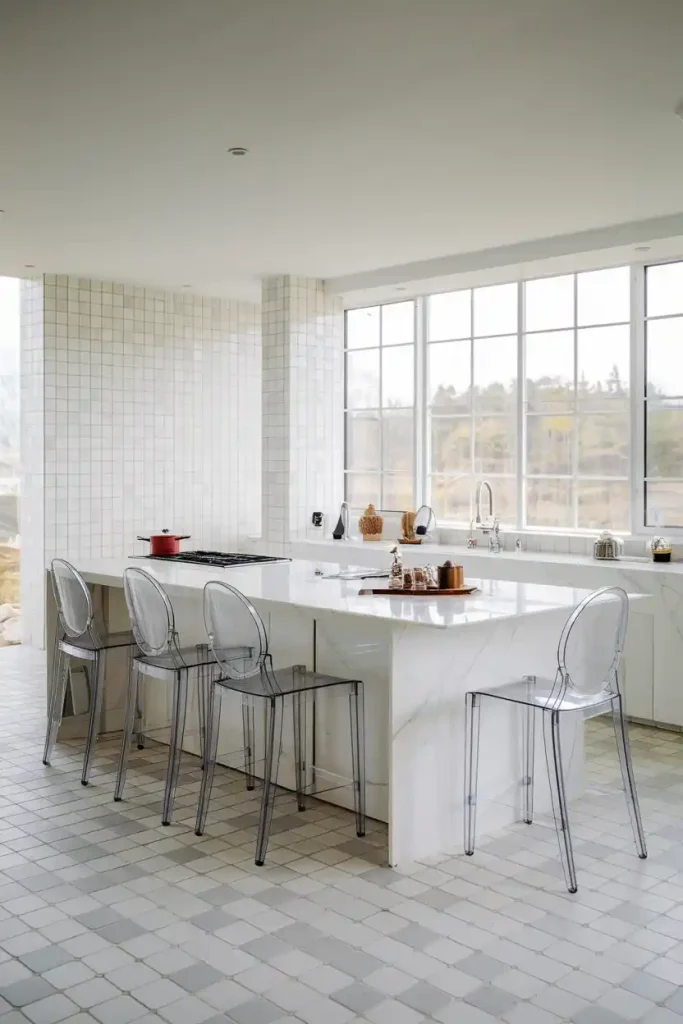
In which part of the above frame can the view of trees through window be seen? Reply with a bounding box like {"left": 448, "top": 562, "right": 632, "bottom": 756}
{"left": 345, "top": 259, "right": 683, "bottom": 532}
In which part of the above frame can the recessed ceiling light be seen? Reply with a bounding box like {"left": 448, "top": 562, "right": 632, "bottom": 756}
{"left": 634, "top": 245, "right": 651, "bottom": 252}
{"left": 395, "top": 286, "right": 407, "bottom": 292}
{"left": 24, "top": 263, "right": 35, "bottom": 268}
{"left": 182, "top": 283, "right": 192, "bottom": 288}
{"left": 227, "top": 146, "right": 248, "bottom": 157}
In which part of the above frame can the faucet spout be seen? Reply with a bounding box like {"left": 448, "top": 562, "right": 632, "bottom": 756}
{"left": 475, "top": 480, "right": 494, "bottom": 524}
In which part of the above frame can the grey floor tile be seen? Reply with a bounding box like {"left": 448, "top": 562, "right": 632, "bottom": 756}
{"left": 20, "top": 947, "right": 73, "bottom": 973}
{"left": 465, "top": 984, "right": 519, "bottom": 1017}
{"left": 399, "top": 980, "right": 453, "bottom": 1015}
{"left": 171, "top": 964, "right": 226, "bottom": 993}
{"left": 4, "top": 977, "right": 57, "bottom": 1008}
{"left": 458, "top": 953, "right": 508, "bottom": 983}
{"left": 227, "top": 998, "right": 283, "bottom": 1024}
{"left": 331, "top": 981, "right": 384, "bottom": 1013}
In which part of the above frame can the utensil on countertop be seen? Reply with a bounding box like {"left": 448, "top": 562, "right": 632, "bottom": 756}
{"left": 137, "top": 529, "right": 191, "bottom": 556}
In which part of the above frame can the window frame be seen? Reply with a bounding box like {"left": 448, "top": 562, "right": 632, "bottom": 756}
{"left": 344, "top": 258, "right": 683, "bottom": 537}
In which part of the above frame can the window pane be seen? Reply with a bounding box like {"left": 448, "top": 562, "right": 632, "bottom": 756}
{"left": 577, "top": 266, "right": 629, "bottom": 326}
{"left": 646, "top": 405, "right": 683, "bottom": 477}
{"left": 577, "top": 481, "right": 629, "bottom": 531}
{"left": 578, "top": 413, "right": 629, "bottom": 476}
{"left": 647, "top": 261, "right": 683, "bottom": 318}
{"left": 577, "top": 325, "right": 629, "bottom": 407}
{"left": 345, "top": 472, "right": 380, "bottom": 509}
{"left": 383, "top": 409, "right": 414, "bottom": 473}
{"left": 646, "top": 481, "right": 683, "bottom": 528}
{"left": 527, "top": 479, "right": 573, "bottom": 528}
{"left": 647, "top": 317, "right": 683, "bottom": 398}
{"left": 346, "top": 349, "right": 379, "bottom": 408}
{"left": 346, "top": 307, "right": 379, "bottom": 349}
{"left": 346, "top": 411, "right": 380, "bottom": 471}
{"left": 382, "top": 301, "right": 414, "bottom": 346}
{"left": 525, "top": 275, "right": 574, "bottom": 332}
{"left": 428, "top": 290, "right": 471, "bottom": 341}
{"left": 383, "top": 474, "right": 413, "bottom": 509}
{"left": 473, "top": 283, "right": 517, "bottom": 337}
{"left": 428, "top": 340, "right": 471, "bottom": 411}
{"left": 429, "top": 475, "right": 473, "bottom": 522}
{"left": 382, "top": 346, "right": 414, "bottom": 407}
{"left": 527, "top": 414, "right": 574, "bottom": 475}
{"left": 525, "top": 330, "right": 574, "bottom": 411}
{"left": 430, "top": 416, "right": 470, "bottom": 474}
{"left": 474, "top": 335, "right": 517, "bottom": 413}
{"left": 474, "top": 417, "right": 516, "bottom": 474}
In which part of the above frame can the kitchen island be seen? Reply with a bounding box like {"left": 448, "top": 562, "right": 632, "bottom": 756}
{"left": 48, "top": 556, "right": 601, "bottom": 864}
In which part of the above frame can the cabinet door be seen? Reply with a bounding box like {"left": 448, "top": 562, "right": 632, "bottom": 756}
{"left": 623, "top": 611, "right": 654, "bottom": 721}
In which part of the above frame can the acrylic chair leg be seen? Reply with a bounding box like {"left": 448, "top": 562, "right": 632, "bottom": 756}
{"left": 195, "top": 683, "right": 222, "bottom": 836}
{"left": 464, "top": 692, "right": 482, "bottom": 855}
{"left": 81, "top": 651, "right": 106, "bottom": 786}
{"left": 196, "top": 645, "right": 207, "bottom": 768}
{"left": 293, "top": 685, "right": 307, "bottom": 812}
{"left": 162, "top": 668, "right": 189, "bottom": 826}
{"left": 115, "top": 663, "right": 140, "bottom": 801}
{"left": 242, "top": 696, "right": 255, "bottom": 791}
{"left": 522, "top": 702, "right": 536, "bottom": 824}
{"left": 349, "top": 681, "right": 366, "bottom": 837}
{"left": 611, "top": 693, "right": 647, "bottom": 859}
{"left": 43, "top": 647, "right": 69, "bottom": 766}
{"left": 543, "top": 708, "right": 578, "bottom": 893}
{"left": 255, "top": 696, "right": 284, "bottom": 866}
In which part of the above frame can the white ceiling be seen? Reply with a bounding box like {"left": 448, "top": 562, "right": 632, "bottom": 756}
{"left": 1, "top": 0, "right": 683, "bottom": 300}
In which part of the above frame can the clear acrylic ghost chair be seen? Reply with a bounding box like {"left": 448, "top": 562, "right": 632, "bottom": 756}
{"left": 464, "top": 586, "right": 646, "bottom": 893}
{"left": 196, "top": 580, "right": 366, "bottom": 866}
{"left": 43, "top": 558, "right": 138, "bottom": 785}
{"left": 114, "top": 566, "right": 248, "bottom": 825}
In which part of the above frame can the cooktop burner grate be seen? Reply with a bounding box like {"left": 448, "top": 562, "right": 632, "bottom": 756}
{"left": 137, "top": 551, "right": 291, "bottom": 568}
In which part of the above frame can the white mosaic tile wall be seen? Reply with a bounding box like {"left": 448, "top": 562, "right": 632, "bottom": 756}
{"left": 262, "top": 276, "right": 343, "bottom": 542}
{"left": 19, "top": 279, "right": 46, "bottom": 647}
{"left": 20, "top": 275, "right": 261, "bottom": 644}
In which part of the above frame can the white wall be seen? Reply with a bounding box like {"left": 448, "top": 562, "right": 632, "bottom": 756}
{"left": 21, "top": 275, "right": 261, "bottom": 645}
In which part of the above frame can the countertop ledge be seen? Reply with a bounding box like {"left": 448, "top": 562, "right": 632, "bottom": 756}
{"left": 296, "top": 537, "right": 682, "bottom": 574}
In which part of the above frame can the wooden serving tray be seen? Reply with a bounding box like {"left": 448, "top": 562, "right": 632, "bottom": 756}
{"left": 359, "top": 585, "right": 479, "bottom": 596}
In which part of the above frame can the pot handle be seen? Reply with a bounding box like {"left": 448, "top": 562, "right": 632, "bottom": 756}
{"left": 137, "top": 536, "right": 151, "bottom": 542}
{"left": 176, "top": 536, "right": 191, "bottom": 540}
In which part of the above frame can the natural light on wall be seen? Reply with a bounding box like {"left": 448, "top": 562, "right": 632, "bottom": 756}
{"left": 344, "top": 258, "right": 683, "bottom": 533}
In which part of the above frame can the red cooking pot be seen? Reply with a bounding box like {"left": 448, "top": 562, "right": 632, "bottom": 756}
{"left": 137, "top": 529, "right": 191, "bottom": 556}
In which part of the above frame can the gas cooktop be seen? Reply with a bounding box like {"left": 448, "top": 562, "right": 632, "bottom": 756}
{"left": 137, "top": 551, "right": 291, "bottom": 568}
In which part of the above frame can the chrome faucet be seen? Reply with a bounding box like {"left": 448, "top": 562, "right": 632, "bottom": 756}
{"left": 475, "top": 480, "right": 494, "bottom": 525}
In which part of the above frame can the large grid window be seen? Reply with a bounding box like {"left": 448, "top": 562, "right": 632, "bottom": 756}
{"left": 524, "top": 266, "right": 630, "bottom": 531}
{"left": 645, "top": 261, "right": 683, "bottom": 527}
{"left": 344, "top": 301, "right": 415, "bottom": 510}
{"left": 427, "top": 283, "right": 517, "bottom": 524}
{"left": 344, "top": 259, "right": 683, "bottom": 534}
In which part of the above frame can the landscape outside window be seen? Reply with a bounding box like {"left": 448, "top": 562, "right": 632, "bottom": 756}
{"left": 0, "top": 277, "right": 20, "bottom": 645}
{"left": 344, "top": 259, "right": 683, "bottom": 533}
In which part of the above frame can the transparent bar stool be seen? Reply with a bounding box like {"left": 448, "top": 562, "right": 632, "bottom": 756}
{"left": 464, "top": 589, "right": 647, "bottom": 892}
{"left": 114, "top": 567, "right": 250, "bottom": 826}
{"left": 464, "top": 586, "right": 647, "bottom": 893}
{"left": 43, "top": 558, "right": 138, "bottom": 786}
{"left": 195, "top": 580, "right": 366, "bottom": 866}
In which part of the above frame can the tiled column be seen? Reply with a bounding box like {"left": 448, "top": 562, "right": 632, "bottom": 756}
{"left": 19, "top": 279, "right": 46, "bottom": 647}
{"left": 261, "top": 277, "right": 343, "bottom": 543}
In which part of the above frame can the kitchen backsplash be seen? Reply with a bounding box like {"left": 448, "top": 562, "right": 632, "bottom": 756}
{"left": 20, "top": 275, "right": 261, "bottom": 644}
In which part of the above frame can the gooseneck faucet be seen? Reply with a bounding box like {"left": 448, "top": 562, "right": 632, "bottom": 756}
{"left": 475, "top": 480, "right": 493, "bottom": 525}
{"left": 333, "top": 501, "right": 351, "bottom": 540}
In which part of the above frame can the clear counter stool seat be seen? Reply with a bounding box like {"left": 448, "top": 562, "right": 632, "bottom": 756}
{"left": 43, "top": 558, "right": 138, "bottom": 786}
{"left": 464, "top": 585, "right": 647, "bottom": 893}
{"left": 114, "top": 566, "right": 250, "bottom": 826}
{"left": 195, "top": 580, "right": 367, "bottom": 866}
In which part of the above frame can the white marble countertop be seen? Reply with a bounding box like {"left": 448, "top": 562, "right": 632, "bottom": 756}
{"left": 70, "top": 556, "right": 598, "bottom": 630}
{"left": 299, "top": 537, "right": 683, "bottom": 575}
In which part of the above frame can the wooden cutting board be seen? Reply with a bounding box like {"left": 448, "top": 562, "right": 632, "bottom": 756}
{"left": 358, "top": 585, "right": 479, "bottom": 596}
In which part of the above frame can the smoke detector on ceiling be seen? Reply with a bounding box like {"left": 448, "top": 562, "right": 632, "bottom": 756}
{"left": 227, "top": 146, "right": 248, "bottom": 157}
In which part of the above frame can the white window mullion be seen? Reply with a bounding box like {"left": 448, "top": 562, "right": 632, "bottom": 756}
{"left": 632, "top": 264, "right": 646, "bottom": 532}
{"left": 572, "top": 273, "right": 579, "bottom": 530}
{"left": 414, "top": 297, "right": 426, "bottom": 508}
{"left": 516, "top": 280, "right": 525, "bottom": 530}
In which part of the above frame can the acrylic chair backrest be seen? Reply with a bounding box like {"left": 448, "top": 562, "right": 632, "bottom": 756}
{"left": 51, "top": 559, "right": 94, "bottom": 638}
{"left": 123, "top": 567, "right": 176, "bottom": 657}
{"left": 203, "top": 581, "right": 268, "bottom": 681}
{"left": 555, "top": 586, "right": 628, "bottom": 701}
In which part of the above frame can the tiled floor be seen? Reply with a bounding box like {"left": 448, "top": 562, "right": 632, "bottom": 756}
{"left": 2, "top": 648, "right": 683, "bottom": 1024}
